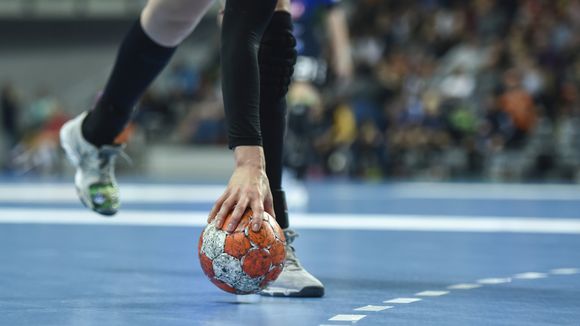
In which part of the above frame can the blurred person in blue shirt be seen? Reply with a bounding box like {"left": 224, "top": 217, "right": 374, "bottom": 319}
{"left": 285, "top": 0, "right": 354, "bottom": 178}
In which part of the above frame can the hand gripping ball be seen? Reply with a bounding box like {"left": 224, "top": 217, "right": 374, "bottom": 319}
{"left": 198, "top": 209, "right": 286, "bottom": 294}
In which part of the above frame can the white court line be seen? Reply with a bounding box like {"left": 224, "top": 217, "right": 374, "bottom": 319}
{"left": 447, "top": 283, "right": 481, "bottom": 290}
{"left": 3, "top": 182, "right": 580, "bottom": 203}
{"left": 477, "top": 278, "right": 512, "bottom": 285}
{"left": 0, "top": 184, "right": 308, "bottom": 207}
{"left": 551, "top": 268, "right": 579, "bottom": 275}
{"left": 328, "top": 314, "right": 366, "bottom": 322}
{"left": 330, "top": 267, "right": 577, "bottom": 325}
{"left": 0, "top": 184, "right": 224, "bottom": 203}
{"left": 388, "top": 184, "right": 580, "bottom": 201}
{"left": 513, "top": 272, "right": 548, "bottom": 280}
{"left": 0, "top": 183, "right": 308, "bottom": 208}
{"left": 415, "top": 291, "right": 449, "bottom": 297}
{"left": 354, "top": 305, "right": 393, "bottom": 312}
{"left": 329, "top": 182, "right": 580, "bottom": 201}
{"left": 384, "top": 298, "right": 422, "bottom": 304}
{"left": 1, "top": 209, "right": 580, "bottom": 234}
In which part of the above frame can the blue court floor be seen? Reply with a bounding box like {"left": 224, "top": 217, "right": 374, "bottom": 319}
{"left": 0, "top": 180, "right": 579, "bottom": 326}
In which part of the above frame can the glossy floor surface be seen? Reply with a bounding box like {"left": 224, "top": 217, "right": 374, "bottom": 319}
{"left": 1, "top": 180, "right": 579, "bottom": 326}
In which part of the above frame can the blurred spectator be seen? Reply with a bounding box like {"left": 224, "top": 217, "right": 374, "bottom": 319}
{"left": 498, "top": 69, "right": 537, "bottom": 148}
{"left": 10, "top": 89, "right": 68, "bottom": 175}
{"left": 5, "top": 0, "right": 580, "bottom": 181}
{"left": 439, "top": 66, "right": 476, "bottom": 99}
{"left": 1, "top": 82, "right": 20, "bottom": 170}
{"left": 352, "top": 119, "right": 385, "bottom": 179}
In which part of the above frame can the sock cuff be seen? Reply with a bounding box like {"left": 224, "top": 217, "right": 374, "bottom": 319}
{"left": 133, "top": 19, "right": 177, "bottom": 56}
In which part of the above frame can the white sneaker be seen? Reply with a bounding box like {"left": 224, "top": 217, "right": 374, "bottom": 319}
{"left": 260, "top": 229, "right": 325, "bottom": 297}
{"left": 60, "top": 112, "right": 124, "bottom": 216}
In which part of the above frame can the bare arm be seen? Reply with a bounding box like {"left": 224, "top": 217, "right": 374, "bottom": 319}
{"left": 209, "top": 0, "right": 277, "bottom": 232}
{"left": 209, "top": 146, "right": 273, "bottom": 232}
{"left": 325, "top": 6, "right": 353, "bottom": 81}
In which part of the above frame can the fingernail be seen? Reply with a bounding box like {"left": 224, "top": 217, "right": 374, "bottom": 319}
{"left": 227, "top": 223, "right": 234, "bottom": 232}
{"left": 252, "top": 222, "right": 260, "bottom": 232}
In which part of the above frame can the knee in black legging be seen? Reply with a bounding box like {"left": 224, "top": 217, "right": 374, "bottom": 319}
{"left": 259, "top": 12, "right": 297, "bottom": 100}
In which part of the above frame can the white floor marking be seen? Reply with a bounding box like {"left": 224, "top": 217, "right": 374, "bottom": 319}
{"left": 0, "top": 183, "right": 309, "bottom": 208}
{"left": 388, "top": 183, "right": 580, "bottom": 201}
{"left": 551, "top": 268, "right": 579, "bottom": 275}
{"left": 327, "top": 268, "right": 578, "bottom": 325}
{"left": 2, "top": 208, "right": 580, "bottom": 234}
{"left": 6, "top": 182, "right": 580, "bottom": 202}
{"left": 415, "top": 291, "right": 449, "bottom": 297}
{"left": 328, "top": 314, "right": 366, "bottom": 322}
{"left": 447, "top": 283, "right": 482, "bottom": 290}
{"left": 477, "top": 278, "right": 512, "bottom": 285}
{"left": 325, "top": 182, "right": 580, "bottom": 201}
{"left": 513, "top": 272, "right": 548, "bottom": 280}
{"left": 0, "top": 184, "right": 225, "bottom": 203}
{"left": 354, "top": 305, "right": 393, "bottom": 312}
{"left": 384, "top": 298, "right": 422, "bottom": 304}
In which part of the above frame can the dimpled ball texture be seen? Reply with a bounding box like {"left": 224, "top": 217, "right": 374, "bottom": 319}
{"left": 198, "top": 209, "right": 286, "bottom": 294}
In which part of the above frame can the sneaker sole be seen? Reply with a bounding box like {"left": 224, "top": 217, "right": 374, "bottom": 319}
{"left": 75, "top": 186, "right": 118, "bottom": 217}
{"left": 260, "top": 286, "right": 324, "bottom": 298}
{"left": 61, "top": 121, "right": 118, "bottom": 217}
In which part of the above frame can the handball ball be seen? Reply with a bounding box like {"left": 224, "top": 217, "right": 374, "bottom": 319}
{"left": 198, "top": 209, "right": 286, "bottom": 294}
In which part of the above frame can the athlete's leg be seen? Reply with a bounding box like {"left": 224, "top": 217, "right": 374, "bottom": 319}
{"left": 219, "top": 0, "right": 293, "bottom": 227}
{"left": 141, "top": 0, "right": 214, "bottom": 47}
{"left": 259, "top": 1, "right": 295, "bottom": 229}
{"left": 82, "top": 0, "right": 214, "bottom": 147}
{"left": 61, "top": 0, "right": 213, "bottom": 215}
{"left": 258, "top": 0, "right": 325, "bottom": 298}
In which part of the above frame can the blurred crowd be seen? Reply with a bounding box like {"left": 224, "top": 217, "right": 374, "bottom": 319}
{"left": 2, "top": 0, "right": 580, "bottom": 181}
{"left": 1, "top": 83, "right": 68, "bottom": 175}
{"left": 340, "top": 0, "right": 580, "bottom": 181}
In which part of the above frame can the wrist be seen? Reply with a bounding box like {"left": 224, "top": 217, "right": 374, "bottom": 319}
{"left": 234, "top": 146, "right": 265, "bottom": 169}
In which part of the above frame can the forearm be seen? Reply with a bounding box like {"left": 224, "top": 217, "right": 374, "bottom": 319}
{"left": 326, "top": 7, "right": 353, "bottom": 77}
{"left": 220, "top": 0, "right": 277, "bottom": 149}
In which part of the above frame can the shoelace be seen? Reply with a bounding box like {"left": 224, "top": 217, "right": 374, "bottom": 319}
{"left": 98, "top": 146, "right": 131, "bottom": 181}
{"left": 80, "top": 145, "right": 130, "bottom": 182}
{"left": 283, "top": 229, "right": 302, "bottom": 270}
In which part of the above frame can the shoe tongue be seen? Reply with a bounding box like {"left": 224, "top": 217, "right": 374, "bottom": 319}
{"left": 284, "top": 248, "right": 300, "bottom": 270}
{"left": 98, "top": 145, "right": 131, "bottom": 165}
{"left": 99, "top": 145, "right": 121, "bottom": 157}
{"left": 283, "top": 229, "right": 298, "bottom": 244}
